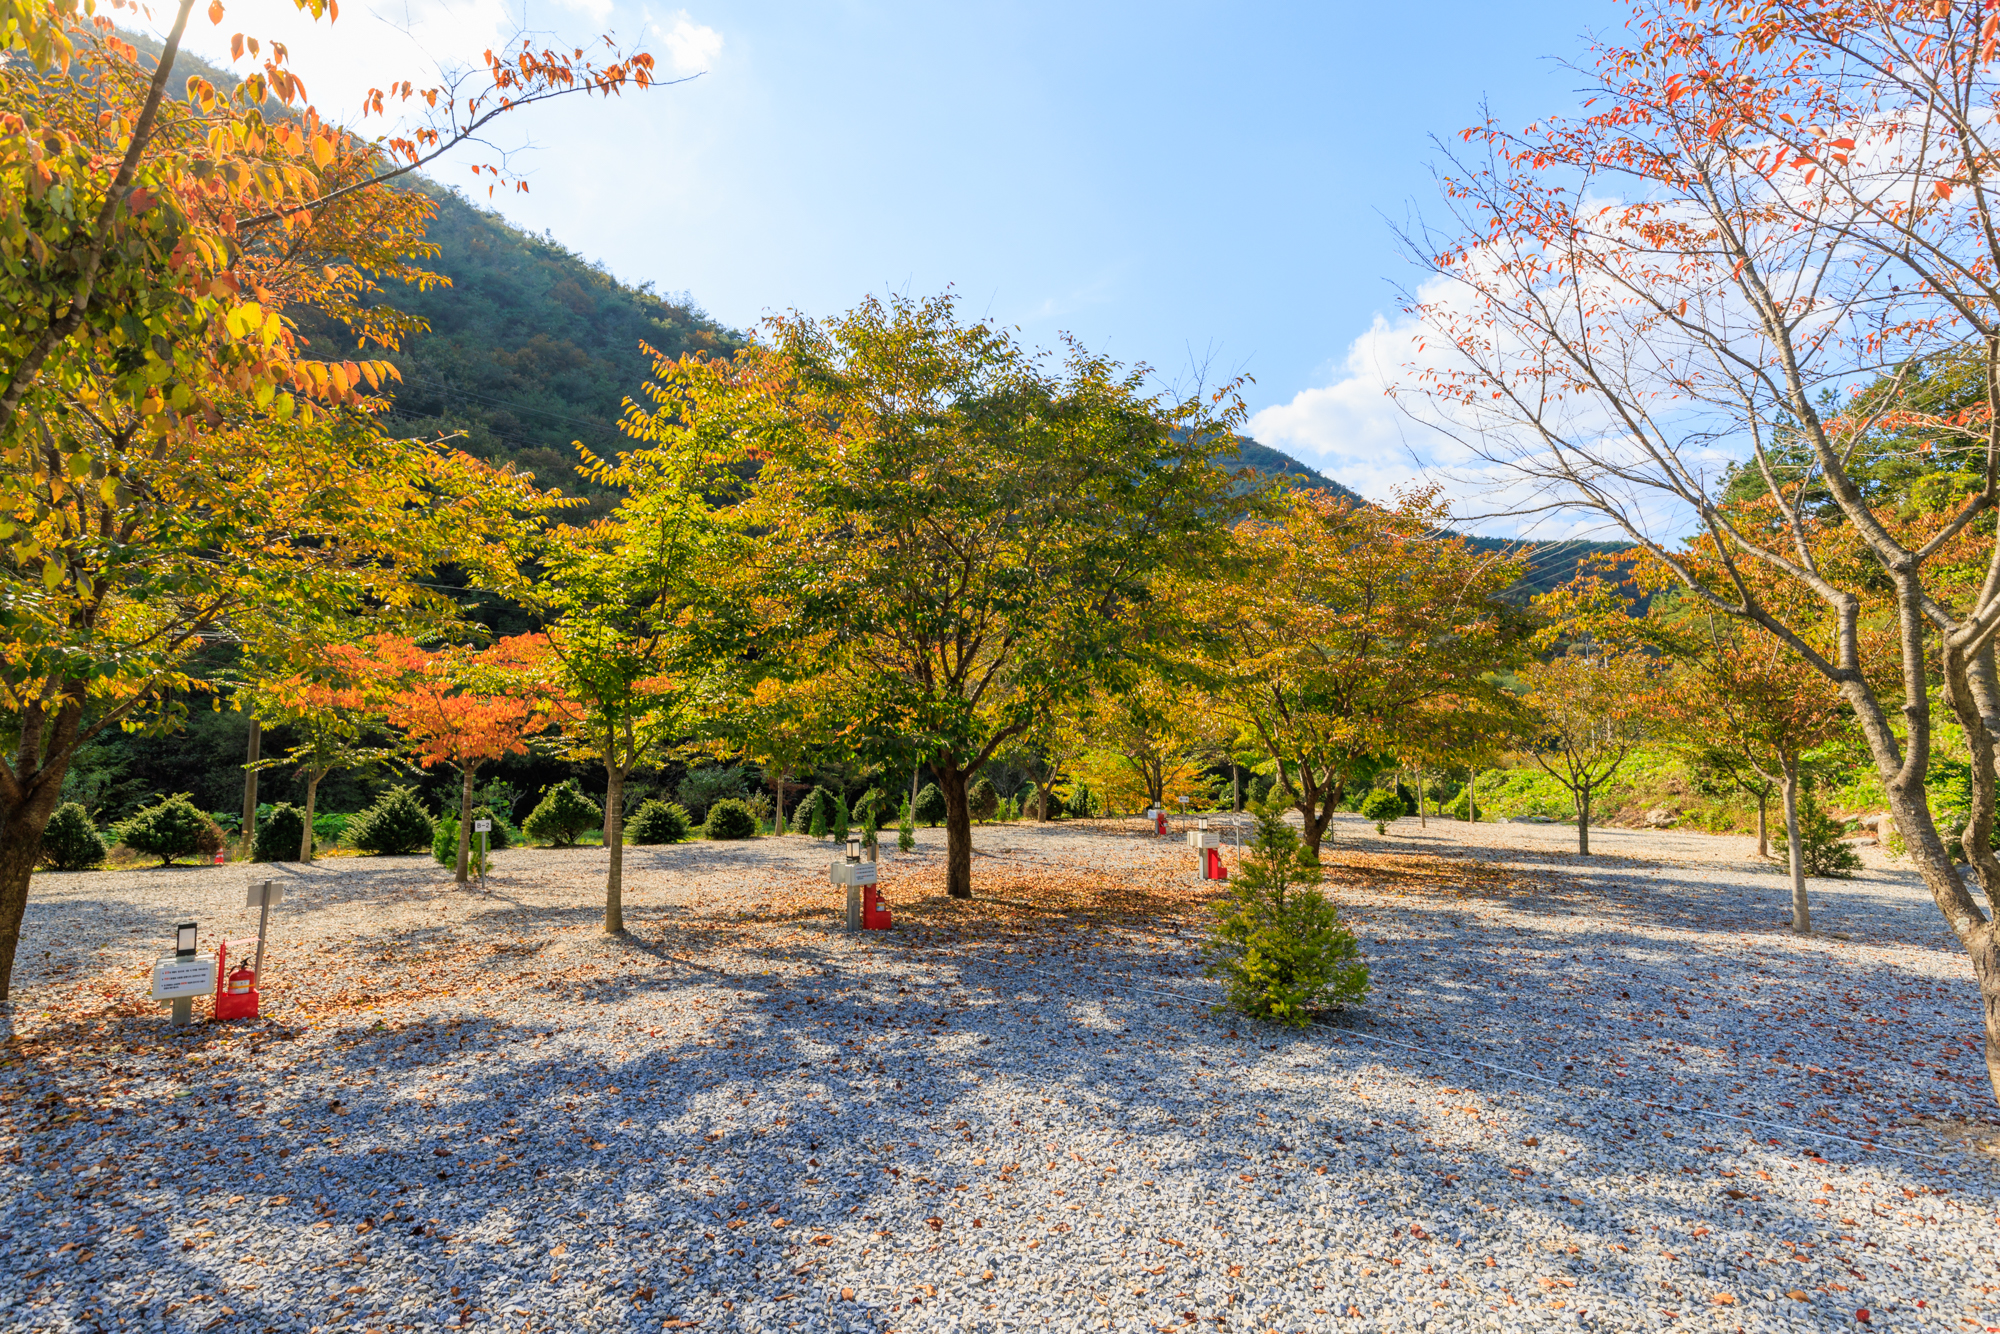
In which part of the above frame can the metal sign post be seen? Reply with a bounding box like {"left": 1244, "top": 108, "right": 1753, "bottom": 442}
{"left": 246, "top": 880, "right": 283, "bottom": 981}
{"left": 473, "top": 819, "right": 492, "bottom": 890}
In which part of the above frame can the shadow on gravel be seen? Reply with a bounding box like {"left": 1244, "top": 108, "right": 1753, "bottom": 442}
{"left": 5, "top": 824, "right": 1992, "bottom": 1333}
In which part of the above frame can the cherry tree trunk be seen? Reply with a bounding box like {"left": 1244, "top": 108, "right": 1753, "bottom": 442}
{"left": 604, "top": 763, "right": 627, "bottom": 932}
{"left": 240, "top": 719, "right": 260, "bottom": 857}
{"left": 0, "top": 784, "right": 65, "bottom": 1003}
{"left": 941, "top": 766, "right": 973, "bottom": 900}
{"left": 1780, "top": 759, "right": 1809, "bottom": 934}
{"left": 455, "top": 767, "right": 475, "bottom": 884}
{"left": 299, "top": 773, "right": 323, "bottom": 864}
{"left": 1576, "top": 787, "right": 1591, "bottom": 856}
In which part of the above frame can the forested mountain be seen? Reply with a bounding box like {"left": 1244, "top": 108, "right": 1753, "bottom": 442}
{"left": 302, "top": 189, "right": 745, "bottom": 514}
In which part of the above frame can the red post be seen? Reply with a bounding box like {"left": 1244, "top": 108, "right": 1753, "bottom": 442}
{"left": 1206, "top": 847, "right": 1227, "bottom": 881}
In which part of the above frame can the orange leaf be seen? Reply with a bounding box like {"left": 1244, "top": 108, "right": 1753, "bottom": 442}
{"left": 207, "top": 0, "right": 224, "bottom": 23}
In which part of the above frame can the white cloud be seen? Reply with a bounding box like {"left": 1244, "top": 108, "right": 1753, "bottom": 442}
{"left": 1248, "top": 277, "right": 1714, "bottom": 543}
{"left": 653, "top": 9, "right": 721, "bottom": 75}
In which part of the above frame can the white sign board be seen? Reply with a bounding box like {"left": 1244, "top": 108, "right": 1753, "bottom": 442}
{"left": 245, "top": 881, "right": 284, "bottom": 909}
{"left": 151, "top": 955, "right": 216, "bottom": 1000}
{"left": 830, "top": 860, "right": 879, "bottom": 887}
{"left": 473, "top": 819, "right": 493, "bottom": 833}
{"left": 1187, "top": 831, "right": 1220, "bottom": 849}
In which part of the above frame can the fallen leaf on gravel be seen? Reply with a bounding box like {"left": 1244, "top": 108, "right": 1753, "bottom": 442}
{"left": 840, "top": 1287, "right": 854, "bottom": 1301}
{"left": 1787, "top": 1290, "right": 1809, "bottom": 1301}
{"left": 432, "top": 1147, "right": 451, "bottom": 1157}
{"left": 1712, "top": 1293, "right": 1737, "bottom": 1306}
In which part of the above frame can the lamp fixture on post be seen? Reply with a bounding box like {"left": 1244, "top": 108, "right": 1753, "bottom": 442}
{"left": 846, "top": 832, "right": 862, "bottom": 864}
{"left": 1197, "top": 815, "right": 1208, "bottom": 833}
{"left": 175, "top": 922, "right": 197, "bottom": 958}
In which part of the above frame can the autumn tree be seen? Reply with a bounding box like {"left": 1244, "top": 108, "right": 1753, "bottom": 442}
{"left": 1518, "top": 647, "right": 1655, "bottom": 857}
{"left": 376, "top": 636, "right": 556, "bottom": 884}
{"left": 1075, "top": 673, "right": 1228, "bottom": 813}
{"left": 247, "top": 645, "right": 387, "bottom": 863}
{"left": 533, "top": 438, "right": 726, "bottom": 932}
{"left": 0, "top": 0, "right": 663, "bottom": 998}
{"left": 1405, "top": 0, "right": 2000, "bottom": 1097}
{"left": 640, "top": 293, "right": 1244, "bottom": 900}
{"left": 1189, "top": 488, "right": 1531, "bottom": 853}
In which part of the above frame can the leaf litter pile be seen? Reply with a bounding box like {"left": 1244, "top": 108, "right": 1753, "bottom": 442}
{"left": 0, "top": 815, "right": 1995, "bottom": 1334}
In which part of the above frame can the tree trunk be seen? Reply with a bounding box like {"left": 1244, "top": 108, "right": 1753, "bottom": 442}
{"left": 605, "top": 762, "right": 626, "bottom": 932}
{"left": 0, "top": 775, "right": 70, "bottom": 1002}
{"left": 1781, "top": 757, "right": 1809, "bottom": 934}
{"left": 455, "top": 766, "right": 475, "bottom": 884}
{"left": 240, "top": 718, "right": 260, "bottom": 857}
{"left": 299, "top": 772, "right": 323, "bottom": 864}
{"left": 1417, "top": 769, "right": 1427, "bottom": 827}
{"left": 940, "top": 765, "right": 972, "bottom": 899}
{"left": 1467, "top": 770, "right": 1478, "bottom": 823}
{"left": 1755, "top": 788, "right": 1769, "bottom": 859}
{"left": 1576, "top": 785, "right": 1590, "bottom": 856}
{"left": 1232, "top": 763, "right": 1241, "bottom": 812}
{"left": 776, "top": 775, "right": 788, "bottom": 834}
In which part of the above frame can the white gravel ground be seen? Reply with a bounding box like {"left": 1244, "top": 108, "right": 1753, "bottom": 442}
{"left": 0, "top": 814, "right": 1996, "bottom": 1334}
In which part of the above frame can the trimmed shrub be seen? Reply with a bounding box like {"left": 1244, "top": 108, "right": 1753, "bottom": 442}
{"left": 676, "top": 765, "right": 746, "bottom": 822}
{"left": 1205, "top": 800, "right": 1368, "bottom": 1025}
{"left": 119, "top": 794, "right": 215, "bottom": 866}
{"left": 806, "top": 786, "right": 829, "bottom": 839}
{"left": 1773, "top": 790, "right": 1863, "bottom": 878}
{"left": 195, "top": 816, "right": 226, "bottom": 862}
{"left": 253, "top": 803, "right": 310, "bottom": 863}
{"left": 1067, "top": 783, "right": 1096, "bottom": 818}
{"left": 897, "top": 799, "right": 916, "bottom": 852}
{"left": 312, "top": 811, "right": 349, "bottom": 846}
{"left": 347, "top": 786, "right": 435, "bottom": 856}
{"left": 40, "top": 802, "right": 106, "bottom": 872}
{"left": 523, "top": 781, "right": 602, "bottom": 847}
{"left": 1359, "top": 788, "right": 1404, "bottom": 834}
{"left": 969, "top": 776, "right": 998, "bottom": 822}
{"left": 630, "top": 799, "right": 692, "bottom": 845}
{"left": 833, "top": 793, "right": 851, "bottom": 842}
{"left": 704, "top": 798, "right": 758, "bottom": 841}
{"left": 913, "top": 782, "right": 946, "bottom": 827}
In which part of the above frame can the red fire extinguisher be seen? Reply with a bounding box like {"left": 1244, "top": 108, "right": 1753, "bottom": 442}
{"left": 1154, "top": 809, "right": 1168, "bottom": 836}
{"left": 226, "top": 962, "right": 256, "bottom": 995}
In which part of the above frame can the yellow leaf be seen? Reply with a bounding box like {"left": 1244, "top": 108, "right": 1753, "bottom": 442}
{"left": 43, "top": 560, "right": 63, "bottom": 590}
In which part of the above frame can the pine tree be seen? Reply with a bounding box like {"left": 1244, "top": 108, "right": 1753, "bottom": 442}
{"left": 1204, "top": 797, "right": 1368, "bottom": 1025}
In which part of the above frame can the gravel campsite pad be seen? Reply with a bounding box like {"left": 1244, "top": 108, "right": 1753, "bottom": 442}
{"left": 1, "top": 817, "right": 1997, "bottom": 1334}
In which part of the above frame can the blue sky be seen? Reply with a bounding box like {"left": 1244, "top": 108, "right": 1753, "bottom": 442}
{"left": 193, "top": 0, "right": 1608, "bottom": 520}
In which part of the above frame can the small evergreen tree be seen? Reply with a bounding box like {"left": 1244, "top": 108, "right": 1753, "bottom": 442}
{"left": 347, "top": 786, "right": 436, "bottom": 856}
{"left": 1205, "top": 799, "right": 1368, "bottom": 1026}
{"left": 913, "top": 782, "right": 946, "bottom": 827}
{"left": 897, "top": 798, "right": 916, "bottom": 852}
{"left": 704, "top": 798, "right": 758, "bottom": 840}
{"left": 630, "top": 799, "right": 692, "bottom": 844}
{"left": 1360, "top": 788, "right": 1403, "bottom": 835}
{"left": 118, "top": 794, "right": 215, "bottom": 866}
{"left": 968, "top": 775, "right": 998, "bottom": 823}
{"left": 253, "top": 804, "right": 311, "bottom": 863}
{"left": 808, "top": 792, "right": 829, "bottom": 839}
{"left": 833, "top": 793, "right": 851, "bottom": 842}
{"left": 1771, "top": 789, "right": 1863, "bottom": 878}
{"left": 522, "top": 781, "right": 603, "bottom": 847}
{"left": 433, "top": 812, "right": 497, "bottom": 875}
{"left": 39, "top": 802, "right": 106, "bottom": 871}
